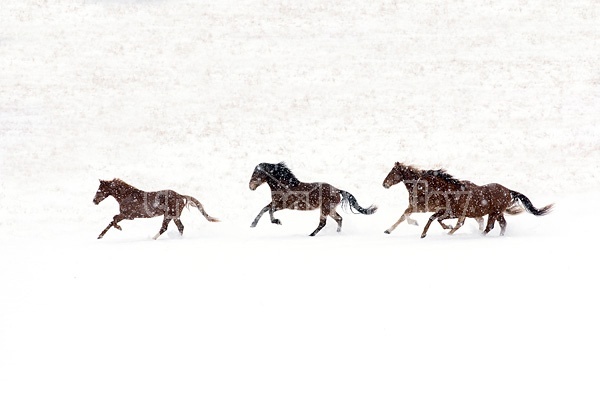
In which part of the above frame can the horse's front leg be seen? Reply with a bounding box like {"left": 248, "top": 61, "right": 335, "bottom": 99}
{"left": 251, "top": 202, "right": 281, "bottom": 227}
{"left": 385, "top": 207, "right": 413, "bottom": 234}
{"left": 97, "top": 214, "right": 126, "bottom": 239}
{"left": 268, "top": 206, "right": 281, "bottom": 225}
{"left": 448, "top": 216, "right": 466, "bottom": 235}
{"left": 421, "top": 210, "right": 446, "bottom": 238}
{"left": 406, "top": 216, "right": 419, "bottom": 226}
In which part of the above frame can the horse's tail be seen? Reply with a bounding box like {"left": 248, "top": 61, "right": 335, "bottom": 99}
{"left": 505, "top": 203, "right": 525, "bottom": 215}
{"left": 509, "top": 191, "right": 554, "bottom": 216}
{"left": 339, "top": 190, "right": 378, "bottom": 215}
{"left": 184, "top": 196, "right": 220, "bottom": 222}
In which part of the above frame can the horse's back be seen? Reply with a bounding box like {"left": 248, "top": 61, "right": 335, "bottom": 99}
{"left": 272, "top": 181, "right": 341, "bottom": 211}
{"left": 122, "top": 189, "right": 186, "bottom": 218}
{"left": 480, "top": 183, "right": 512, "bottom": 210}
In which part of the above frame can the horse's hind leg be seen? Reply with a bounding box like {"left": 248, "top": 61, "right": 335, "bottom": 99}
{"left": 476, "top": 217, "right": 485, "bottom": 231}
{"left": 153, "top": 217, "right": 172, "bottom": 240}
{"left": 174, "top": 219, "right": 184, "bottom": 235}
{"left": 330, "top": 209, "right": 343, "bottom": 233}
{"left": 310, "top": 210, "right": 328, "bottom": 236}
{"left": 483, "top": 214, "right": 497, "bottom": 235}
{"left": 97, "top": 214, "right": 125, "bottom": 239}
{"left": 498, "top": 214, "right": 507, "bottom": 236}
{"left": 385, "top": 207, "right": 413, "bottom": 234}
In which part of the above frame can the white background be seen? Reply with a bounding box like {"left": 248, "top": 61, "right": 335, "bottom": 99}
{"left": 1, "top": 1, "right": 599, "bottom": 399}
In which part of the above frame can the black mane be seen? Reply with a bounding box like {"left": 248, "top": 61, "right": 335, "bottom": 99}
{"left": 422, "top": 168, "right": 464, "bottom": 188}
{"left": 260, "top": 162, "right": 301, "bottom": 187}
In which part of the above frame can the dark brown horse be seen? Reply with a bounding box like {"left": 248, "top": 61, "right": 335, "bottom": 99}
{"left": 249, "top": 162, "right": 377, "bottom": 236}
{"left": 420, "top": 177, "right": 553, "bottom": 238}
{"left": 382, "top": 162, "right": 486, "bottom": 234}
{"left": 93, "top": 179, "right": 219, "bottom": 239}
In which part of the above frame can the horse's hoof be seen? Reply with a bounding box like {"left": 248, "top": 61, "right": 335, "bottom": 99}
{"left": 384, "top": 230, "right": 390, "bottom": 234}
{"left": 272, "top": 219, "right": 281, "bottom": 225}
{"left": 420, "top": 234, "right": 427, "bottom": 239}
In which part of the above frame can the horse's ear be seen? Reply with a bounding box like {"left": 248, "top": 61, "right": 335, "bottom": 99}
{"left": 395, "top": 161, "right": 400, "bottom": 166}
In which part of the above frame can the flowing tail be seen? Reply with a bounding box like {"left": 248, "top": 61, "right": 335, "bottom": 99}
{"left": 509, "top": 191, "right": 554, "bottom": 216}
{"left": 340, "top": 190, "right": 378, "bottom": 215}
{"left": 184, "top": 196, "right": 220, "bottom": 222}
{"left": 505, "top": 203, "right": 524, "bottom": 215}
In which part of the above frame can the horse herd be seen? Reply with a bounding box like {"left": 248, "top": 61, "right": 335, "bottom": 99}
{"left": 93, "top": 162, "right": 553, "bottom": 240}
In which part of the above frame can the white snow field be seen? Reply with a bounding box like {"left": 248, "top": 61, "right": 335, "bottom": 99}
{"left": 1, "top": 1, "right": 600, "bottom": 399}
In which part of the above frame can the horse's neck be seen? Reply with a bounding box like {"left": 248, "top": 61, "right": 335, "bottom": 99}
{"left": 111, "top": 182, "right": 139, "bottom": 202}
{"left": 266, "top": 176, "right": 297, "bottom": 190}
{"left": 401, "top": 170, "right": 421, "bottom": 190}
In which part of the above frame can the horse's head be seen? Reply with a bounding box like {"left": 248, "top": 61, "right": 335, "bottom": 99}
{"left": 383, "top": 162, "right": 412, "bottom": 188}
{"left": 93, "top": 179, "right": 113, "bottom": 204}
{"left": 249, "top": 164, "right": 268, "bottom": 190}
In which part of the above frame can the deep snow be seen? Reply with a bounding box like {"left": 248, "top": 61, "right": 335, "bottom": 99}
{"left": 1, "top": 1, "right": 600, "bottom": 399}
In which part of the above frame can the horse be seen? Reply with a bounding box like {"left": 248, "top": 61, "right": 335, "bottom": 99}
{"left": 249, "top": 162, "right": 377, "bottom": 236}
{"left": 382, "top": 162, "right": 487, "bottom": 234}
{"left": 420, "top": 178, "right": 554, "bottom": 238}
{"left": 93, "top": 179, "right": 219, "bottom": 239}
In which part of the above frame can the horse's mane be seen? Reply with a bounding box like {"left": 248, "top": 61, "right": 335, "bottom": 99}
{"left": 262, "top": 162, "right": 301, "bottom": 186}
{"left": 109, "top": 178, "right": 141, "bottom": 194}
{"left": 396, "top": 163, "right": 464, "bottom": 188}
{"left": 422, "top": 169, "right": 464, "bottom": 187}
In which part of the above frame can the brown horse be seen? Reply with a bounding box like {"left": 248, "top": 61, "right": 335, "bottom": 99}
{"left": 93, "top": 179, "right": 219, "bottom": 239}
{"left": 249, "top": 162, "right": 377, "bottom": 236}
{"left": 420, "top": 178, "right": 553, "bottom": 238}
{"left": 382, "top": 162, "right": 486, "bottom": 234}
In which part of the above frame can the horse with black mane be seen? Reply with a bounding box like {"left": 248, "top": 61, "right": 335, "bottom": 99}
{"left": 93, "top": 179, "right": 219, "bottom": 239}
{"left": 249, "top": 162, "right": 377, "bottom": 236}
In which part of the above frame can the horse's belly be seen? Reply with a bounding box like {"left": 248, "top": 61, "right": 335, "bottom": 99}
{"left": 288, "top": 201, "right": 317, "bottom": 211}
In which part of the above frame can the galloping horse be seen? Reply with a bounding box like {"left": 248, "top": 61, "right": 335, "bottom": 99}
{"left": 420, "top": 178, "right": 553, "bottom": 238}
{"left": 382, "top": 162, "right": 486, "bottom": 234}
{"left": 249, "top": 162, "right": 377, "bottom": 236}
{"left": 93, "top": 179, "right": 219, "bottom": 239}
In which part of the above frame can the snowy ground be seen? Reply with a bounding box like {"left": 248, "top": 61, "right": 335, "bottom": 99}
{"left": 1, "top": 1, "right": 600, "bottom": 399}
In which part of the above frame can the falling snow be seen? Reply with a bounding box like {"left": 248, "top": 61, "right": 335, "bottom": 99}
{"left": 1, "top": 1, "right": 600, "bottom": 400}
